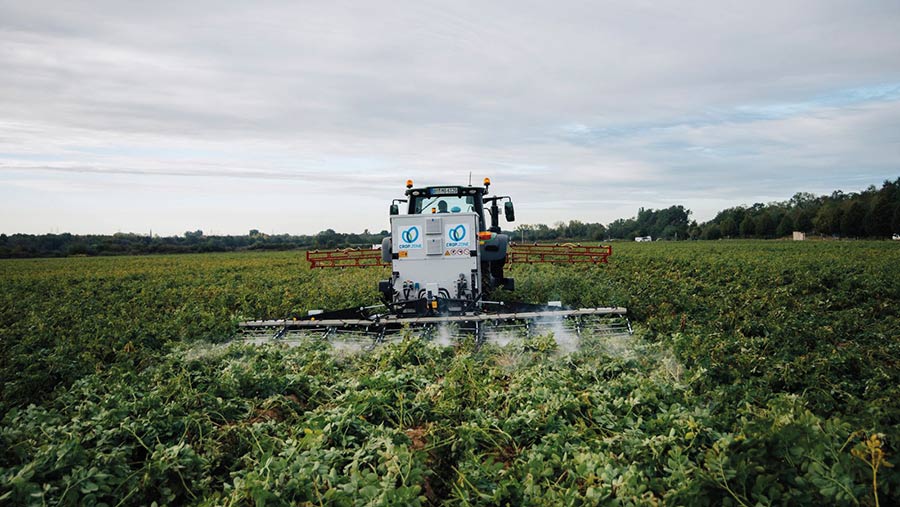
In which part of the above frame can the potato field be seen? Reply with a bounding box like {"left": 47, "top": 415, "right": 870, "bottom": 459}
{"left": 1, "top": 241, "right": 898, "bottom": 505}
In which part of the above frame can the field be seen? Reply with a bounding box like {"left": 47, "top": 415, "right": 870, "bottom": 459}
{"left": 1, "top": 241, "right": 898, "bottom": 505}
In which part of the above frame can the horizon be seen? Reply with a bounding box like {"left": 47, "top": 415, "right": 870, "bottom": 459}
{"left": 2, "top": 1, "right": 899, "bottom": 236}
{"left": 2, "top": 177, "right": 893, "bottom": 237}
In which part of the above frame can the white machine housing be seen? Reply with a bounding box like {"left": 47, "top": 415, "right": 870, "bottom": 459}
{"left": 390, "top": 213, "right": 481, "bottom": 305}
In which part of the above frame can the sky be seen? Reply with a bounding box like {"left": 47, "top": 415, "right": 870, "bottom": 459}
{"left": 1, "top": 0, "right": 899, "bottom": 236}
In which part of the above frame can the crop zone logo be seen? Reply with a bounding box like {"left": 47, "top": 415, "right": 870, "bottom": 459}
{"left": 398, "top": 226, "right": 422, "bottom": 249}
{"left": 445, "top": 224, "right": 470, "bottom": 248}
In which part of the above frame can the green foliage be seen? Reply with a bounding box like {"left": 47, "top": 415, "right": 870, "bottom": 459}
{"left": 1, "top": 241, "right": 899, "bottom": 505}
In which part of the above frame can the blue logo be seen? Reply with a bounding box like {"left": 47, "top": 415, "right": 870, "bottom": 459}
{"left": 449, "top": 225, "right": 466, "bottom": 242}
{"left": 401, "top": 227, "right": 419, "bottom": 244}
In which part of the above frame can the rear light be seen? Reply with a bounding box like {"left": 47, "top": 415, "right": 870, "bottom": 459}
{"left": 478, "top": 231, "right": 493, "bottom": 240}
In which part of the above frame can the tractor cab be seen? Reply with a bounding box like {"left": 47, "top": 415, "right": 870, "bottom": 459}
{"left": 391, "top": 178, "right": 515, "bottom": 234}
{"left": 404, "top": 185, "right": 487, "bottom": 230}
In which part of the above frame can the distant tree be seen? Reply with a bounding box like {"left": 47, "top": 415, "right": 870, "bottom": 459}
{"left": 794, "top": 211, "right": 814, "bottom": 232}
{"left": 249, "top": 229, "right": 260, "bottom": 236}
{"left": 789, "top": 192, "right": 817, "bottom": 208}
{"left": 719, "top": 217, "right": 737, "bottom": 238}
{"left": 702, "top": 225, "right": 722, "bottom": 240}
{"left": 814, "top": 203, "right": 842, "bottom": 235}
{"left": 589, "top": 223, "right": 607, "bottom": 241}
{"left": 687, "top": 221, "right": 701, "bottom": 240}
{"left": 545, "top": 224, "right": 561, "bottom": 240}
{"left": 841, "top": 201, "right": 866, "bottom": 237}
{"left": 893, "top": 204, "right": 900, "bottom": 234}
{"left": 314, "top": 229, "right": 339, "bottom": 248}
{"left": 776, "top": 214, "right": 794, "bottom": 237}
{"left": 606, "top": 218, "right": 632, "bottom": 239}
{"left": 756, "top": 213, "right": 776, "bottom": 238}
{"left": 865, "top": 193, "right": 895, "bottom": 237}
{"left": 514, "top": 224, "right": 532, "bottom": 242}
{"left": 531, "top": 224, "right": 552, "bottom": 240}
{"left": 565, "top": 220, "right": 587, "bottom": 238}
{"left": 739, "top": 215, "right": 756, "bottom": 237}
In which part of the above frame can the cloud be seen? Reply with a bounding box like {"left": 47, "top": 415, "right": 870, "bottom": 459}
{"left": 1, "top": 0, "right": 899, "bottom": 234}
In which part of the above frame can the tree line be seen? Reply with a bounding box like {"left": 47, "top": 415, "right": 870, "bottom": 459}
{"left": 513, "top": 205, "right": 692, "bottom": 242}
{"left": 2, "top": 179, "right": 897, "bottom": 258}
{"left": 0, "top": 229, "right": 389, "bottom": 259}
{"left": 697, "top": 178, "right": 900, "bottom": 240}
{"left": 515, "top": 178, "right": 899, "bottom": 242}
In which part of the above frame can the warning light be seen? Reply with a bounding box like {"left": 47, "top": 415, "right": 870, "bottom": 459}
{"left": 483, "top": 177, "right": 491, "bottom": 188}
{"left": 430, "top": 300, "right": 438, "bottom": 309}
{"left": 406, "top": 179, "right": 414, "bottom": 188}
{"left": 478, "top": 231, "right": 493, "bottom": 240}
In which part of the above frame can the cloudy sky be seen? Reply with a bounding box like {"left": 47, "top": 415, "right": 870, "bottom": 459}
{"left": 1, "top": 1, "right": 899, "bottom": 235}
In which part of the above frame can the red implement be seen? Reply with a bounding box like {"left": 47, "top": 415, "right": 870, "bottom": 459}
{"left": 307, "top": 248, "right": 388, "bottom": 268}
{"left": 508, "top": 243, "right": 611, "bottom": 264}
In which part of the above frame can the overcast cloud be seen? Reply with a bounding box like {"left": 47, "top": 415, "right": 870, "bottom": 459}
{"left": 2, "top": 0, "right": 899, "bottom": 235}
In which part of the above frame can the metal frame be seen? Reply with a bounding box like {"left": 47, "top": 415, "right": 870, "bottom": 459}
{"left": 508, "top": 243, "right": 611, "bottom": 264}
{"left": 306, "top": 242, "right": 612, "bottom": 269}
{"left": 237, "top": 306, "right": 631, "bottom": 350}
{"left": 306, "top": 248, "right": 389, "bottom": 268}
{"left": 239, "top": 306, "right": 627, "bottom": 329}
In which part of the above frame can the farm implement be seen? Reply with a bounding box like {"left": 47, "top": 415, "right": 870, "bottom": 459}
{"left": 239, "top": 178, "right": 630, "bottom": 347}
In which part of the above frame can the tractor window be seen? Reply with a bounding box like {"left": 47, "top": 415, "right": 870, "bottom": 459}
{"left": 413, "top": 195, "right": 475, "bottom": 214}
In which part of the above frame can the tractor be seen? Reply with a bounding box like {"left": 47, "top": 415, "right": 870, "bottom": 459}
{"left": 240, "top": 178, "right": 629, "bottom": 345}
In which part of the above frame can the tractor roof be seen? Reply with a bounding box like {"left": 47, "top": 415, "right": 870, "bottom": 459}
{"left": 405, "top": 185, "right": 486, "bottom": 198}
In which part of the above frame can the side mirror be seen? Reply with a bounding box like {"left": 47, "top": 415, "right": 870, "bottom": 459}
{"left": 390, "top": 204, "right": 399, "bottom": 215}
{"left": 504, "top": 201, "right": 515, "bottom": 222}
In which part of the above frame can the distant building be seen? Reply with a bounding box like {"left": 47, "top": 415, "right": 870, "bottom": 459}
{"left": 793, "top": 231, "right": 806, "bottom": 241}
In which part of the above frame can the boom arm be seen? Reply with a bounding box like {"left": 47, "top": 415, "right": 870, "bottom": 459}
{"left": 306, "top": 248, "right": 388, "bottom": 268}
{"left": 306, "top": 243, "right": 611, "bottom": 268}
{"left": 507, "top": 243, "right": 611, "bottom": 264}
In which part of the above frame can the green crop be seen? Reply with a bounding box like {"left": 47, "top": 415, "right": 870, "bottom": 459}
{"left": 1, "top": 240, "right": 898, "bottom": 505}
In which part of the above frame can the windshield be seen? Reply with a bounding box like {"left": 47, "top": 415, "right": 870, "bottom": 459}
{"left": 413, "top": 195, "right": 476, "bottom": 214}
